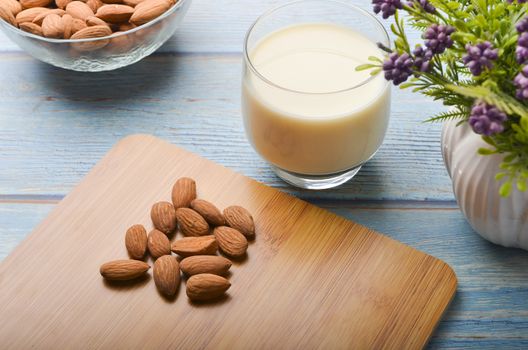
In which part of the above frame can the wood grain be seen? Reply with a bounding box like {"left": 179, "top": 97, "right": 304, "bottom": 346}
{"left": 0, "top": 135, "right": 456, "bottom": 349}
{"left": 3, "top": 202, "right": 528, "bottom": 349}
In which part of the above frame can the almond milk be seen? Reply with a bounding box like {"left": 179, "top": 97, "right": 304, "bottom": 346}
{"left": 242, "top": 23, "right": 390, "bottom": 175}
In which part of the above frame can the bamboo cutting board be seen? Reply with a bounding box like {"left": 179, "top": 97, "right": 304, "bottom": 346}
{"left": 0, "top": 135, "right": 457, "bottom": 349}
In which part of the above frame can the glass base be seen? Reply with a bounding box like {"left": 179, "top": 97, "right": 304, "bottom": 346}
{"left": 272, "top": 165, "right": 362, "bottom": 190}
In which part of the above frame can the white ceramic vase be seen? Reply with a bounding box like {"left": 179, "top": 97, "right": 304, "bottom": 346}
{"left": 441, "top": 119, "right": 528, "bottom": 250}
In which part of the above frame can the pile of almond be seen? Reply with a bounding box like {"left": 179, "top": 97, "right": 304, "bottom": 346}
{"left": 99, "top": 177, "right": 256, "bottom": 302}
{"left": 0, "top": 0, "right": 178, "bottom": 46}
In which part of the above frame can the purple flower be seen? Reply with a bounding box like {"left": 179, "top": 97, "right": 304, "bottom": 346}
{"left": 469, "top": 102, "right": 507, "bottom": 136}
{"left": 462, "top": 42, "right": 498, "bottom": 76}
{"left": 383, "top": 52, "right": 413, "bottom": 85}
{"left": 423, "top": 24, "right": 455, "bottom": 54}
{"left": 516, "top": 32, "right": 528, "bottom": 63}
{"left": 514, "top": 66, "right": 528, "bottom": 100}
{"left": 372, "top": 0, "right": 402, "bottom": 19}
{"left": 412, "top": 45, "right": 433, "bottom": 72}
{"left": 516, "top": 17, "right": 528, "bottom": 33}
{"left": 508, "top": 0, "right": 527, "bottom": 3}
{"left": 407, "top": 0, "right": 435, "bottom": 13}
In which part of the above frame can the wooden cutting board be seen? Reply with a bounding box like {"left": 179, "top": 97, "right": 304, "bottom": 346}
{"left": 0, "top": 135, "right": 456, "bottom": 349}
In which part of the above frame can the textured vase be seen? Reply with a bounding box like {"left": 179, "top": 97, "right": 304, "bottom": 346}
{"left": 441, "top": 119, "right": 528, "bottom": 250}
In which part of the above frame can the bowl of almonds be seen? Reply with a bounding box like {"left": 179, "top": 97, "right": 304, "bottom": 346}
{"left": 0, "top": 0, "right": 190, "bottom": 71}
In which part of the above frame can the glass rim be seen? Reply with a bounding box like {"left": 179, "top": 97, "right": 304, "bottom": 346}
{"left": 243, "top": 0, "right": 390, "bottom": 95}
{"left": 0, "top": 0, "right": 187, "bottom": 43}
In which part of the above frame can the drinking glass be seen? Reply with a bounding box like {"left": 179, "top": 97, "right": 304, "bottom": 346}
{"left": 242, "top": 0, "right": 391, "bottom": 189}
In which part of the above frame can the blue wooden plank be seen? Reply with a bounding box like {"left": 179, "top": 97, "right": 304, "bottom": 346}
{"left": 0, "top": 202, "right": 526, "bottom": 349}
{"left": 428, "top": 339, "right": 528, "bottom": 350}
{"left": 0, "top": 53, "right": 450, "bottom": 200}
{"left": 0, "top": 202, "right": 52, "bottom": 258}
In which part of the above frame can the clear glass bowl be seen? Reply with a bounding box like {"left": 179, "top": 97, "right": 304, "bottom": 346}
{"left": 0, "top": 0, "right": 191, "bottom": 71}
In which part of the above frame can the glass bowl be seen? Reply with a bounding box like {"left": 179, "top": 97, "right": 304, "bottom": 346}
{"left": 0, "top": 0, "right": 191, "bottom": 71}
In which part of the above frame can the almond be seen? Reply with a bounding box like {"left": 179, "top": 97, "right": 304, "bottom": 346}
{"left": 96, "top": 4, "right": 133, "bottom": 23}
{"left": 147, "top": 229, "right": 171, "bottom": 259}
{"left": 223, "top": 205, "right": 255, "bottom": 238}
{"left": 85, "top": 0, "right": 103, "bottom": 12}
{"left": 180, "top": 255, "right": 231, "bottom": 276}
{"left": 0, "top": 5, "right": 16, "bottom": 26}
{"left": 171, "top": 235, "right": 217, "bottom": 257}
{"left": 108, "top": 31, "right": 134, "bottom": 53}
{"left": 117, "top": 22, "right": 134, "bottom": 31}
{"left": 129, "top": 0, "right": 170, "bottom": 26}
{"left": 100, "top": 259, "right": 150, "bottom": 281}
{"left": 191, "top": 199, "right": 225, "bottom": 226}
{"left": 61, "top": 13, "right": 73, "bottom": 38}
{"left": 70, "top": 23, "right": 109, "bottom": 38}
{"left": 20, "top": 0, "right": 52, "bottom": 9}
{"left": 55, "top": 0, "right": 72, "bottom": 9}
{"left": 186, "top": 273, "right": 231, "bottom": 302}
{"left": 213, "top": 226, "right": 248, "bottom": 258}
{"left": 123, "top": 0, "right": 144, "bottom": 6}
{"left": 66, "top": 1, "right": 93, "bottom": 20}
{"left": 70, "top": 17, "right": 86, "bottom": 32}
{"left": 42, "top": 13, "right": 64, "bottom": 38}
{"left": 150, "top": 201, "right": 177, "bottom": 235}
{"left": 125, "top": 224, "right": 147, "bottom": 259}
{"left": 153, "top": 255, "right": 180, "bottom": 297}
{"left": 32, "top": 8, "right": 64, "bottom": 25}
{"left": 16, "top": 7, "right": 48, "bottom": 24}
{"left": 19, "top": 21, "right": 43, "bottom": 35}
{"left": 101, "top": 0, "right": 124, "bottom": 4}
{"left": 70, "top": 25, "right": 111, "bottom": 51}
{"left": 1, "top": 0, "right": 22, "bottom": 16}
{"left": 175, "top": 208, "right": 209, "bottom": 236}
{"left": 85, "top": 15, "right": 107, "bottom": 26}
{"left": 171, "top": 177, "right": 196, "bottom": 209}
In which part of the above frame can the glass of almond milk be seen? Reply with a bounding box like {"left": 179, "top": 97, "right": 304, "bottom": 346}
{"left": 242, "top": 0, "right": 391, "bottom": 189}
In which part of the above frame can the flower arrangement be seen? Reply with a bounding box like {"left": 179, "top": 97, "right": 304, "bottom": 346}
{"left": 359, "top": 0, "right": 528, "bottom": 196}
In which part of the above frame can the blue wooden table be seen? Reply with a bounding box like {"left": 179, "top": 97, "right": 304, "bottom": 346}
{"left": 0, "top": 0, "right": 527, "bottom": 348}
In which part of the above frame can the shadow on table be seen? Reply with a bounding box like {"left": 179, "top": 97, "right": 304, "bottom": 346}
{"left": 34, "top": 51, "right": 182, "bottom": 103}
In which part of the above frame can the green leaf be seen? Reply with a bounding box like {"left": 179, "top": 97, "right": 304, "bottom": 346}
{"left": 517, "top": 179, "right": 527, "bottom": 192}
{"left": 399, "top": 82, "right": 415, "bottom": 89}
{"left": 446, "top": 1, "right": 460, "bottom": 10}
{"left": 505, "top": 35, "right": 520, "bottom": 48}
{"left": 475, "top": 14, "right": 487, "bottom": 26}
{"left": 495, "top": 2, "right": 505, "bottom": 15}
{"left": 503, "top": 153, "right": 517, "bottom": 163}
{"left": 478, "top": 148, "right": 496, "bottom": 155}
{"left": 390, "top": 23, "right": 398, "bottom": 36}
{"left": 394, "top": 38, "right": 406, "bottom": 51}
{"left": 495, "top": 172, "right": 507, "bottom": 180}
{"left": 369, "top": 68, "right": 382, "bottom": 76}
{"left": 500, "top": 181, "right": 512, "bottom": 197}
{"left": 446, "top": 84, "right": 528, "bottom": 118}
{"left": 521, "top": 116, "right": 528, "bottom": 131}
{"left": 482, "top": 136, "right": 497, "bottom": 146}
{"left": 424, "top": 109, "right": 469, "bottom": 123}
{"left": 356, "top": 64, "right": 377, "bottom": 71}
